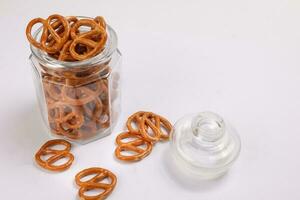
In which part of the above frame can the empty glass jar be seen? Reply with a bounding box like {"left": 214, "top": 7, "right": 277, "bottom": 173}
{"left": 29, "top": 18, "right": 122, "bottom": 144}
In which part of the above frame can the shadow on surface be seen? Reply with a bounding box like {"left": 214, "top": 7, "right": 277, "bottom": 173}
{"left": 162, "top": 147, "right": 228, "bottom": 191}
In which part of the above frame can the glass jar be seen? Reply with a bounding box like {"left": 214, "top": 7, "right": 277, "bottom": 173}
{"left": 29, "top": 17, "right": 122, "bottom": 144}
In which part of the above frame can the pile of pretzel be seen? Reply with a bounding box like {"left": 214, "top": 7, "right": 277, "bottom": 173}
{"left": 25, "top": 14, "right": 115, "bottom": 141}
{"left": 115, "top": 111, "right": 173, "bottom": 161}
{"left": 43, "top": 71, "right": 111, "bottom": 140}
{"left": 26, "top": 14, "right": 107, "bottom": 61}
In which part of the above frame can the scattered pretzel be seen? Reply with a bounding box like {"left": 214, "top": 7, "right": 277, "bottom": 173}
{"left": 115, "top": 132, "right": 153, "bottom": 161}
{"left": 126, "top": 111, "right": 146, "bottom": 134}
{"left": 140, "top": 112, "right": 173, "bottom": 142}
{"left": 35, "top": 139, "right": 74, "bottom": 171}
{"left": 115, "top": 111, "right": 173, "bottom": 162}
{"left": 75, "top": 167, "right": 117, "bottom": 200}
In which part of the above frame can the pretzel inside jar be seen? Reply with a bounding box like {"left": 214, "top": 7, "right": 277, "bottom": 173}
{"left": 26, "top": 15, "right": 118, "bottom": 142}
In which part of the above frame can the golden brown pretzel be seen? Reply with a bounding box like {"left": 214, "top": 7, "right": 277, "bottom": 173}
{"left": 152, "top": 113, "right": 173, "bottom": 141}
{"left": 126, "top": 111, "right": 173, "bottom": 141}
{"left": 26, "top": 18, "right": 47, "bottom": 50}
{"left": 35, "top": 139, "right": 74, "bottom": 171}
{"left": 58, "top": 40, "right": 76, "bottom": 61}
{"left": 126, "top": 111, "right": 146, "bottom": 134}
{"left": 26, "top": 15, "right": 108, "bottom": 61}
{"left": 26, "top": 15, "right": 70, "bottom": 54}
{"left": 140, "top": 112, "right": 173, "bottom": 141}
{"left": 69, "top": 19, "right": 107, "bottom": 60}
{"left": 40, "top": 14, "right": 70, "bottom": 53}
{"left": 75, "top": 167, "right": 117, "bottom": 200}
{"left": 47, "top": 102, "right": 84, "bottom": 139}
{"left": 138, "top": 112, "right": 161, "bottom": 142}
{"left": 115, "top": 132, "right": 153, "bottom": 161}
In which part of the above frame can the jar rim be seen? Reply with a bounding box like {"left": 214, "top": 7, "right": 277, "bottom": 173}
{"left": 29, "top": 16, "right": 118, "bottom": 70}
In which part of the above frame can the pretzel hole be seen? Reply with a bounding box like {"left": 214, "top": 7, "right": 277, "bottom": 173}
{"left": 50, "top": 156, "right": 70, "bottom": 166}
{"left": 144, "top": 126, "right": 156, "bottom": 137}
{"left": 40, "top": 153, "right": 55, "bottom": 161}
{"left": 99, "top": 176, "right": 111, "bottom": 184}
{"left": 159, "top": 123, "right": 170, "bottom": 137}
{"left": 99, "top": 92, "right": 108, "bottom": 102}
{"left": 80, "top": 173, "right": 99, "bottom": 182}
{"left": 75, "top": 44, "right": 88, "bottom": 54}
{"left": 75, "top": 69, "right": 93, "bottom": 78}
{"left": 120, "top": 150, "right": 138, "bottom": 156}
{"left": 137, "top": 143, "right": 147, "bottom": 150}
{"left": 30, "top": 22, "right": 43, "bottom": 38}
{"left": 79, "top": 26, "right": 93, "bottom": 32}
{"left": 59, "top": 123, "right": 74, "bottom": 131}
{"left": 99, "top": 114, "right": 109, "bottom": 123}
{"left": 48, "top": 144, "right": 67, "bottom": 151}
{"left": 85, "top": 101, "right": 97, "bottom": 111}
{"left": 129, "top": 121, "right": 139, "bottom": 131}
{"left": 120, "top": 137, "right": 136, "bottom": 144}
{"left": 83, "top": 188, "right": 105, "bottom": 197}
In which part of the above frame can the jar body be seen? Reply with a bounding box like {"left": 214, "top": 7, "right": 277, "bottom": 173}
{"left": 30, "top": 45, "right": 121, "bottom": 144}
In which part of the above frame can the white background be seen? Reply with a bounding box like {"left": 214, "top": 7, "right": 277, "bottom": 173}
{"left": 0, "top": 0, "right": 300, "bottom": 199}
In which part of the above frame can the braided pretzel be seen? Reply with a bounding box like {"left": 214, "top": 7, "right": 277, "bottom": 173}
{"left": 115, "top": 132, "right": 153, "bottom": 161}
{"left": 35, "top": 139, "right": 74, "bottom": 171}
{"left": 75, "top": 167, "right": 117, "bottom": 200}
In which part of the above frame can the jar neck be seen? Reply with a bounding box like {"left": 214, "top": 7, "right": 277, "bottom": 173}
{"left": 191, "top": 112, "right": 225, "bottom": 143}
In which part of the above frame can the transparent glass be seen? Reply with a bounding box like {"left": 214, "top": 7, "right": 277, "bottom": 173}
{"left": 171, "top": 111, "right": 241, "bottom": 179}
{"left": 29, "top": 17, "right": 122, "bottom": 144}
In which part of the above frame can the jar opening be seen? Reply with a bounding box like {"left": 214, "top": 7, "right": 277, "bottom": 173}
{"left": 29, "top": 16, "right": 118, "bottom": 70}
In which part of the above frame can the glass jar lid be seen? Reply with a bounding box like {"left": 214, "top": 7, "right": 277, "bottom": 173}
{"left": 171, "top": 111, "right": 241, "bottom": 179}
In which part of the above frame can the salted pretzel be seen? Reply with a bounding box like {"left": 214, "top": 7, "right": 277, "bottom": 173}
{"left": 75, "top": 167, "right": 117, "bottom": 200}
{"left": 115, "top": 132, "right": 153, "bottom": 161}
{"left": 35, "top": 139, "right": 74, "bottom": 171}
